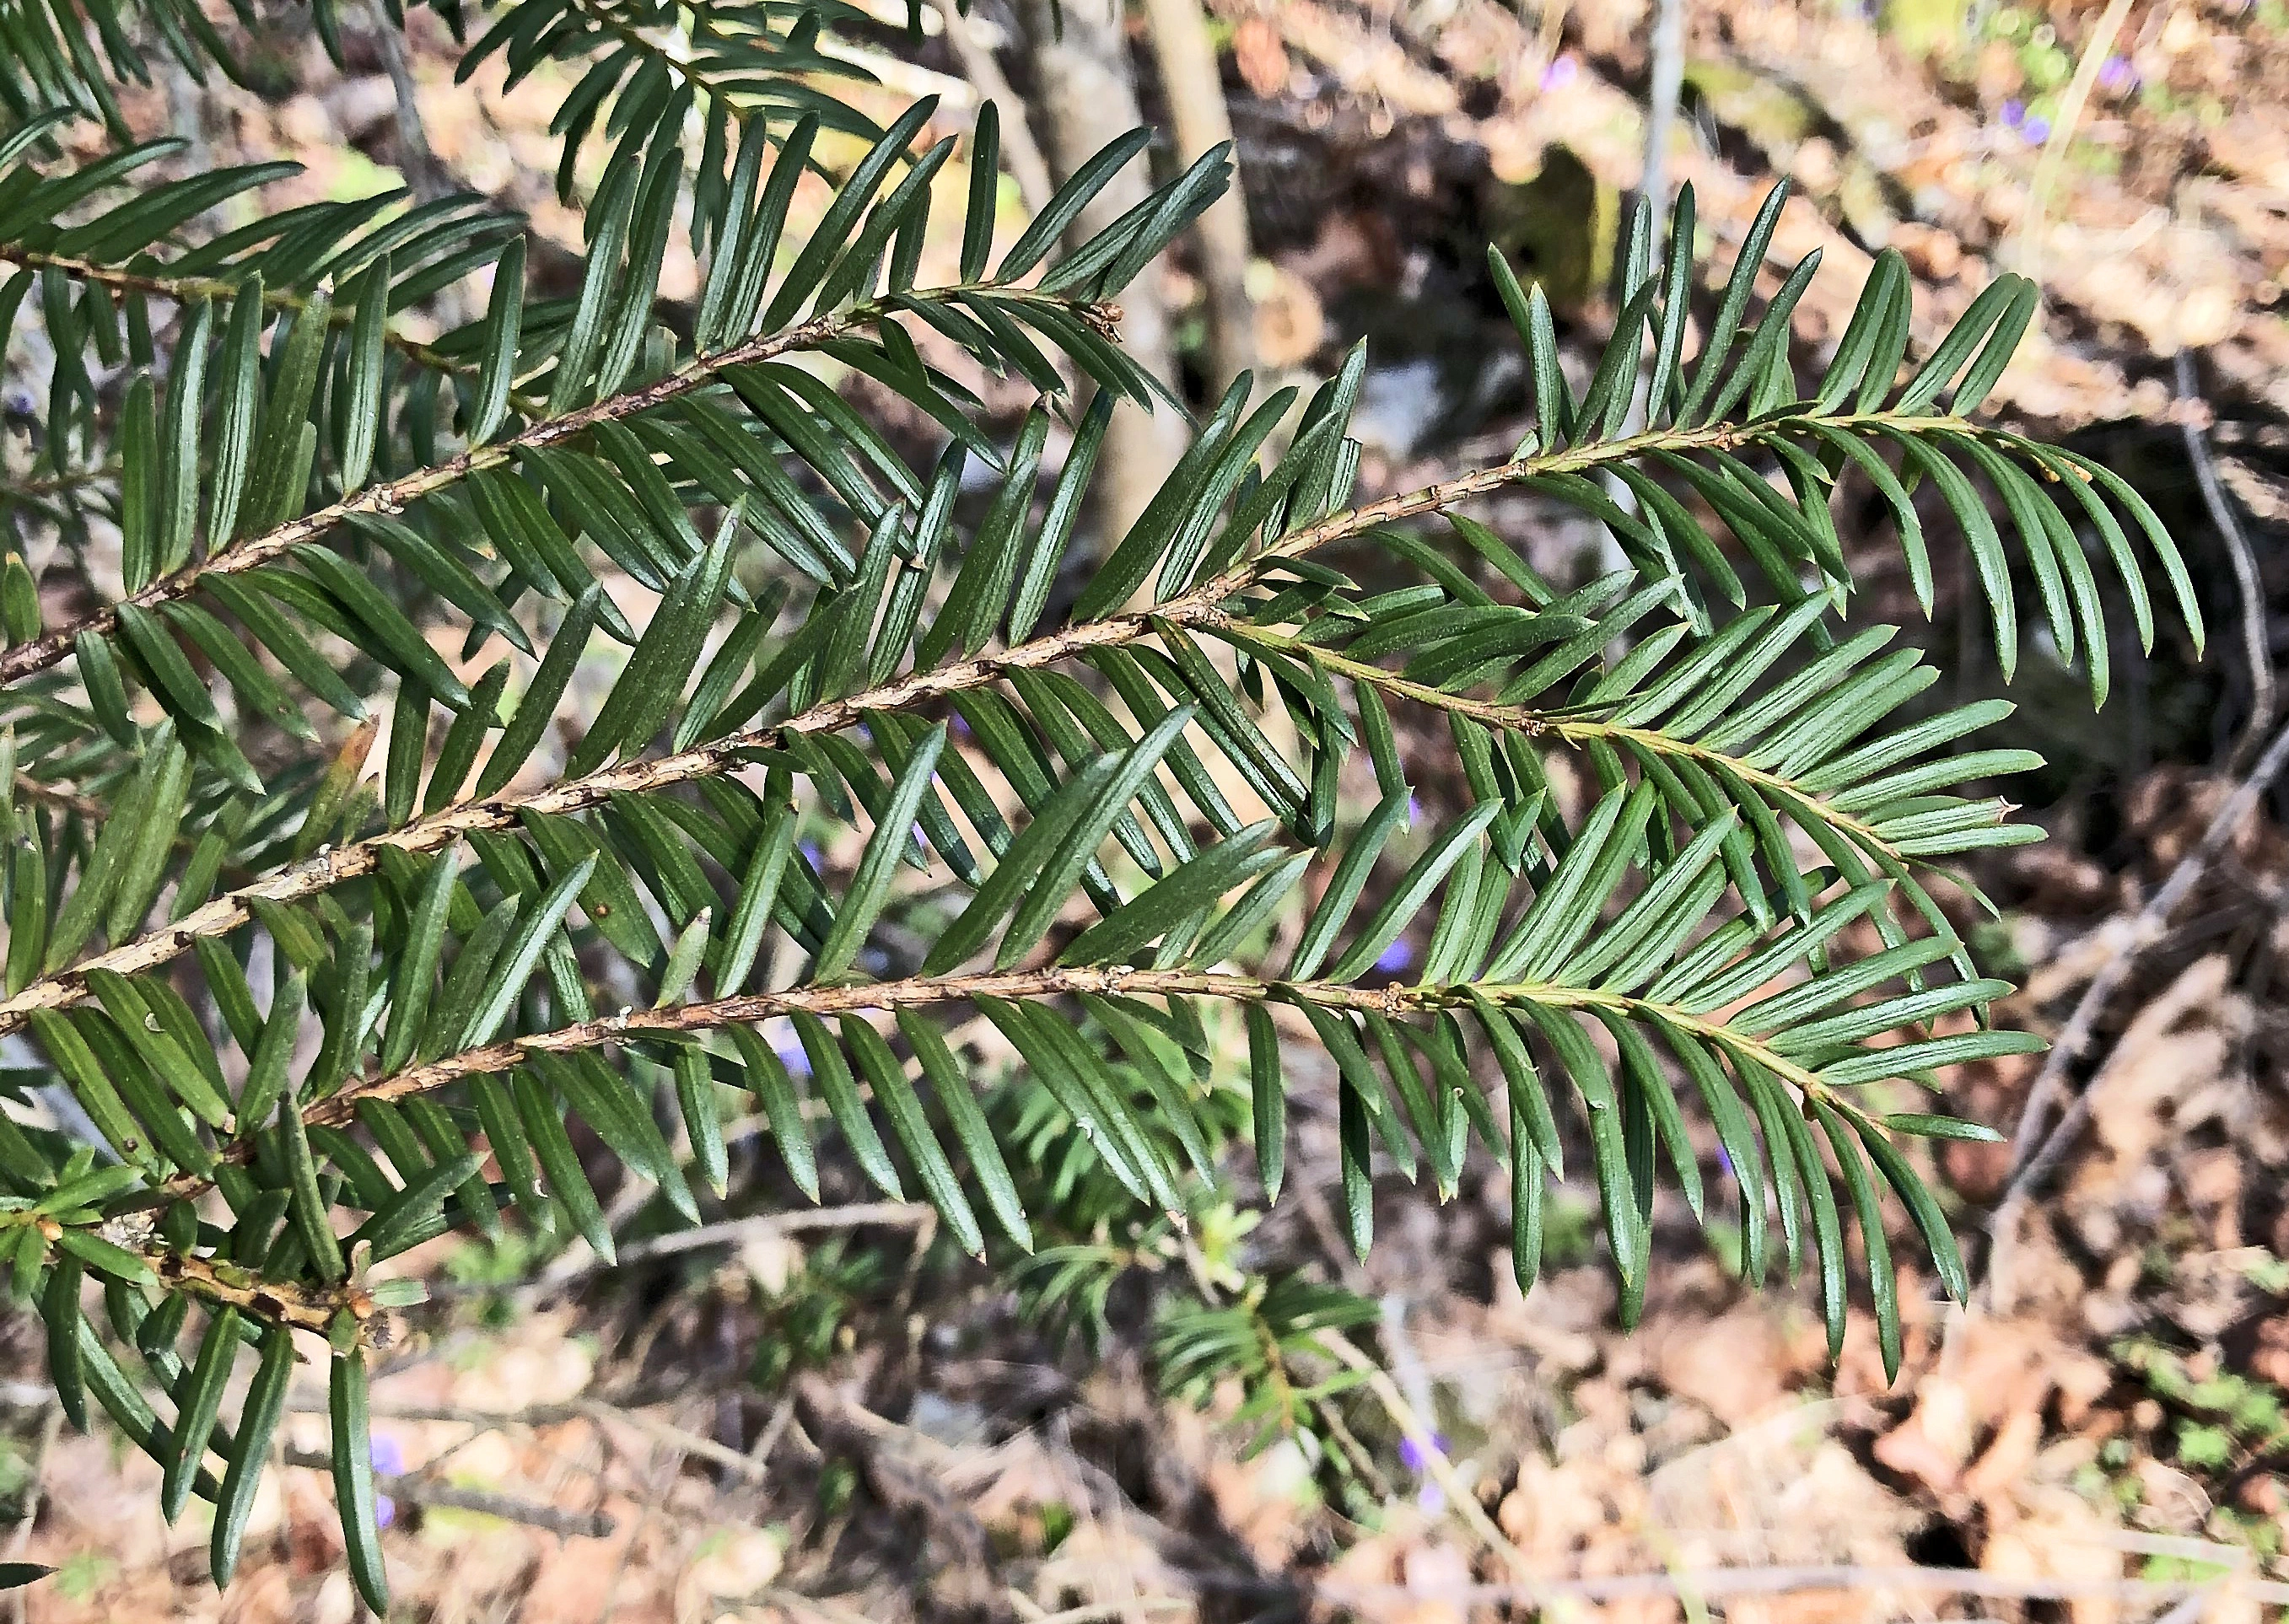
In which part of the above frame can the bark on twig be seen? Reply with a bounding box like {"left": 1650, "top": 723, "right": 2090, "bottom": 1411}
{"left": 427, "top": 1202, "right": 937, "bottom": 1297}
{"left": 0, "top": 287, "right": 1109, "bottom": 684}
{"left": 281, "top": 1447, "right": 617, "bottom": 1537}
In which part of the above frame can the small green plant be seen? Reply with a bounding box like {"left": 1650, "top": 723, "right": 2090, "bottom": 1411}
{"left": 2114, "top": 1336, "right": 2289, "bottom": 1509}
{"left": 967, "top": 1030, "right": 1406, "bottom": 1514}
{"left": 48, "top": 1551, "right": 109, "bottom": 1603}
{"left": 0, "top": 0, "right": 2207, "bottom": 1610}
{"left": 747, "top": 1237, "right": 887, "bottom": 1390}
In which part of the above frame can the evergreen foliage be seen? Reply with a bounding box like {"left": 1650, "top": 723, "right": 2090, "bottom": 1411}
{"left": 0, "top": 4, "right": 2200, "bottom": 1605}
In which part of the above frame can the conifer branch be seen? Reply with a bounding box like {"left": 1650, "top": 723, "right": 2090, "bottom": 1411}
{"left": 0, "top": 93, "right": 2198, "bottom": 1582}
{"left": 310, "top": 967, "right": 1844, "bottom": 1126}
{"left": 110, "top": 962, "right": 1849, "bottom": 1228}
{"left": 1220, "top": 621, "right": 1909, "bottom": 860}
{"left": 0, "top": 283, "right": 1115, "bottom": 686}
{"left": 0, "top": 245, "right": 481, "bottom": 383}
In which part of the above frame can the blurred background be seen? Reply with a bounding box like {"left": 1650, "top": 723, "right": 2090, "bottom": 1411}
{"left": 7, "top": 0, "right": 2289, "bottom": 1619}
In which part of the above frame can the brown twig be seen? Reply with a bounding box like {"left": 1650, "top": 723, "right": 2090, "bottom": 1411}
{"left": 365, "top": 0, "right": 450, "bottom": 204}
{"left": 427, "top": 1202, "right": 935, "bottom": 1298}
{"left": 279, "top": 1445, "right": 617, "bottom": 1538}
{"left": 1297, "top": 1563, "right": 2289, "bottom": 1608}
{"left": 2176, "top": 348, "right": 2274, "bottom": 765}
{"left": 289, "top": 1389, "right": 779, "bottom": 1490}
{"left": 1019, "top": 1602, "right": 1188, "bottom": 1624}
{"left": 1224, "top": 621, "right": 1900, "bottom": 859}
{"left": 137, "top": 1240, "right": 375, "bottom": 1336}
{"left": 933, "top": 3, "right": 1054, "bottom": 214}
{"left": 2014, "top": 0, "right": 2137, "bottom": 281}
{"left": 13, "top": 772, "right": 107, "bottom": 820}
{"left": 559, "top": 0, "right": 768, "bottom": 129}
{"left": 279, "top": 967, "right": 1823, "bottom": 1147}
{"left": 595, "top": 1203, "right": 934, "bottom": 1267}
{"left": 1989, "top": 709, "right": 2289, "bottom": 1274}
{"left": 572, "top": 1396, "right": 780, "bottom": 1488}
{"left": 0, "top": 247, "right": 480, "bottom": 392}
{"left": 105, "top": 965, "right": 1863, "bottom": 1293}
{"left": 1319, "top": 1331, "right": 1540, "bottom": 1585}
{"left": 3, "top": 1406, "right": 61, "bottom": 1624}
{"left": 0, "top": 285, "right": 1105, "bottom": 686}
{"left": 0, "top": 462, "right": 116, "bottom": 503}
{"left": 792, "top": 1372, "right": 996, "bottom": 1593}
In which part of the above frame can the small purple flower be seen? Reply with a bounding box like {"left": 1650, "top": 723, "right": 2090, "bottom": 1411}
{"left": 1398, "top": 1432, "right": 1448, "bottom": 1474}
{"left": 369, "top": 1436, "right": 404, "bottom": 1529}
{"left": 2000, "top": 99, "right": 2026, "bottom": 128}
{"left": 2097, "top": 54, "right": 2137, "bottom": 94}
{"left": 0, "top": 385, "right": 34, "bottom": 417}
{"left": 1539, "top": 53, "right": 1578, "bottom": 92}
{"left": 1405, "top": 793, "right": 1423, "bottom": 828}
{"left": 798, "top": 840, "right": 823, "bottom": 869}
{"left": 1376, "top": 938, "right": 1414, "bottom": 975}
{"left": 2022, "top": 114, "right": 2052, "bottom": 144}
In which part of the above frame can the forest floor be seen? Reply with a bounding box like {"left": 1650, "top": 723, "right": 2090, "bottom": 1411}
{"left": 8, "top": 1, "right": 2289, "bottom": 1621}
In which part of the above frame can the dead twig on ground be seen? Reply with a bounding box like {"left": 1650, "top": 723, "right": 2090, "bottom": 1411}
{"left": 574, "top": 1396, "right": 785, "bottom": 1488}
{"left": 279, "top": 1446, "right": 617, "bottom": 1538}
{"left": 368, "top": 0, "right": 450, "bottom": 202}
{"left": 5, "top": 1406, "right": 60, "bottom": 1624}
{"left": 1290, "top": 1562, "right": 2289, "bottom": 1608}
{"left": 2016, "top": 0, "right": 2136, "bottom": 279}
{"left": 792, "top": 1374, "right": 990, "bottom": 1567}
{"left": 1988, "top": 711, "right": 2289, "bottom": 1291}
{"left": 1319, "top": 1331, "right": 1542, "bottom": 1587}
{"left": 2177, "top": 348, "right": 2275, "bottom": 764}
{"left": 1015, "top": 1600, "right": 1190, "bottom": 1624}
{"left": 428, "top": 1203, "right": 935, "bottom": 1299}
{"left": 287, "top": 1389, "right": 782, "bottom": 1489}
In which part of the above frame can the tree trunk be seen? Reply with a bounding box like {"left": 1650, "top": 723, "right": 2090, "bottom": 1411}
{"left": 1015, "top": 0, "right": 1188, "bottom": 543}
{"left": 934, "top": 0, "right": 1056, "bottom": 216}
{"left": 1139, "top": 0, "right": 1254, "bottom": 398}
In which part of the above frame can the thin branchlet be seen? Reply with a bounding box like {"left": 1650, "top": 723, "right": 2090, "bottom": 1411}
{"left": 139, "top": 1242, "right": 374, "bottom": 1337}
{"left": 0, "top": 245, "right": 489, "bottom": 388}
{"left": 113, "top": 962, "right": 1847, "bottom": 1221}
{"left": 0, "top": 283, "right": 1112, "bottom": 684}
{"left": 557, "top": 0, "right": 787, "bottom": 125}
